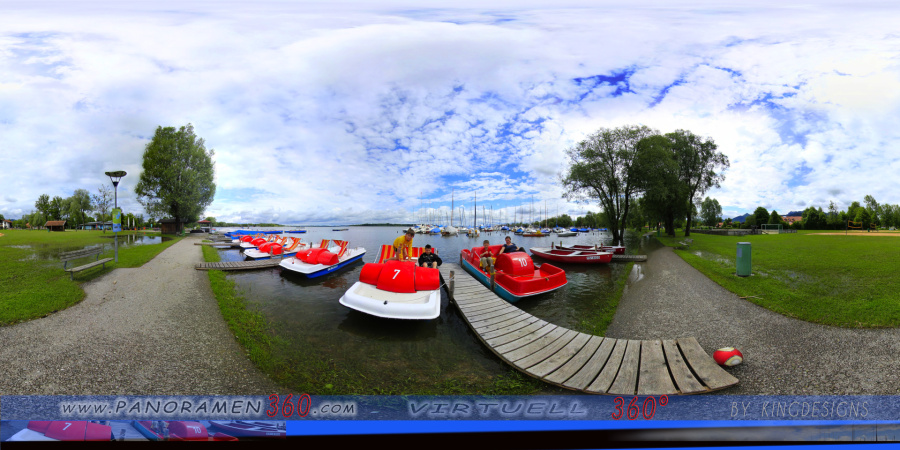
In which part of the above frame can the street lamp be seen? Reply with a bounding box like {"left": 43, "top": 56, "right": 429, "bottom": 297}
{"left": 105, "top": 171, "right": 126, "bottom": 262}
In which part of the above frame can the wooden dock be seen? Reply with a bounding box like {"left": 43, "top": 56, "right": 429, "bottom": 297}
{"left": 611, "top": 254, "right": 647, "bottom": 262}
{"left": 195, "top": 258, "right": 283, "bottom": 271}
{"left": 439, "top": 263, "right": 738, "bottom": 395}
{"left": 195, "top": 241, "right": 242, "bottom": 248}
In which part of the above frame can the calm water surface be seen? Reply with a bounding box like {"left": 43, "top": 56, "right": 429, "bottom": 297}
{"left": 14, "top": 233, "right": 170, "bottom": 261}
{"left": 214, "top": 227, "right": 650, "bottom": 394}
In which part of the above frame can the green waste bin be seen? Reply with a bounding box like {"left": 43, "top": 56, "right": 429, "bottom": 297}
{"left": 736, "top": 242, "right": 751, "bottom": 277}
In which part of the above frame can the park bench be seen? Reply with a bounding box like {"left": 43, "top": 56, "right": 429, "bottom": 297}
{"left": 60, "top": 247, "right": 113, "bottom": 280}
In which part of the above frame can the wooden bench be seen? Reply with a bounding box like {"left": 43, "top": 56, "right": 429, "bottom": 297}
{"left": 60, "top": 248, "right": 113, "bottom": 280}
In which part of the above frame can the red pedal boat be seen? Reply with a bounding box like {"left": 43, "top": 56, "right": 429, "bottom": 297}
{"left": 553, "top": 242, "right": 625, "bottom": 255}
{"left": 133, "top": 421, "right": 237, "bottom": 441}
{"left": 460, "top": 245, "right": 566, "bottom": 303}
{"left": 529, "top": 247, "right": 613, "bottom": 264}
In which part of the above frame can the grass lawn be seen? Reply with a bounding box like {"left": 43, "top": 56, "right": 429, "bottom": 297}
{"left": 0, "top": 229, "right": 183, "bottom": 325}
{"left": 657, "top": 230, "right": 900, "bottom": 327}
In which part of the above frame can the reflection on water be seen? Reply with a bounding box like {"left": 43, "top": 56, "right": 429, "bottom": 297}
{"left": 13, "top": 234, "right": 170, "bottom": 261}
{"left": 216, "top": 227, "right": 649, "bottom": 393}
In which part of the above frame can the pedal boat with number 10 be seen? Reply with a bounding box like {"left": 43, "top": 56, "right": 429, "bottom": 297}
{"left": 339, "top": 245, "right": 442, "bottom": 320}
{"left": 460, "top": 245, "right": 567, "bottom": 303}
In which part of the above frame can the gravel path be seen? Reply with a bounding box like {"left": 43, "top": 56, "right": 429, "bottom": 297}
{"left": 0, "top": 235, "right": 281, "bottom": 397}
{"left": 605, "top": 242, "right": 900, "bottom": 395}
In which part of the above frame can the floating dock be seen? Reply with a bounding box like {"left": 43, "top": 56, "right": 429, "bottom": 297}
{"left": 195, "top": 258, "right": 284, "bottom": 271}
{"left": 439, "top": 263, "right": 737, "bottom": 395}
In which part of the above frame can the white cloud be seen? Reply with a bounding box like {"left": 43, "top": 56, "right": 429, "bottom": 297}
{"left": 3, "top": 2, "right": 900, "bottom": 224}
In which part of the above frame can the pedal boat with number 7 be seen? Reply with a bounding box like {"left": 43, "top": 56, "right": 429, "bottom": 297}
{"left": 279, "top": 240, "right": 366, "bottom": 278}
{"left": 339, "top": 245, "right": 442, "bottom": 320}
{"left": 460, "top": 245, "right": 567, "bottom": 303}
{"left": 528, "top": 247, "right": 613, "bottom": 264}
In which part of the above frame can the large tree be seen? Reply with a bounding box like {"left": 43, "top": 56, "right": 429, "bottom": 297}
{"left": 134, "top": 124, "right": 216, "bottom": 227}
{"left": 562, "top": 125, "right": 657, "bottom": 243}
{"left": 700, "top": 197, "right": 722, "bottom": 227}
{"left": 632, "top": 134, "right": 685, "bottom": 236}
{"left": 668, "top": 130, "right": 729, "bottom": 236}
{"left": 93, "top": 184, "right": 113, "bottom": 224}
{"left": 34, "top": 194, "right": 51, "bottom": 219}
{"left": 70, "top": 188, "right": 93, "bottom": 229}
{"left": 752, "top": 206, "right": 770, "bottom": 226}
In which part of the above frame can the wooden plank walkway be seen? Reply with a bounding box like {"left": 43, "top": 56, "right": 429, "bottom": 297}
{"left": 611, "top": 254, "right": 647, "bottom": 262}
{"left": 439, "top": 263, "right": 738, "bottom": 395}
{"left": 194, "top": 242, "right": 242, "bottom": 248}
{"left": 195, "top": 258, "right": 283, "bottom": 271}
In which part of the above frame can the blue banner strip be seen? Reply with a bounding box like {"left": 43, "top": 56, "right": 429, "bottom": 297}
{"left": 286, "top": 419, "right": 900, "bottom": 435}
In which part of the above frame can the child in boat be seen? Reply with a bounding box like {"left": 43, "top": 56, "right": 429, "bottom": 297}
{"left": 417, "top": 244, "right": 442, "bottom": 268}
{"left": 479, "top": 240, "right": 496, "bottom": 273}
{"left": 388, "top": 228, "right": 415, "bottom": 261}
{"left": 497, "top": 236, "right": 523, "bottom": 256}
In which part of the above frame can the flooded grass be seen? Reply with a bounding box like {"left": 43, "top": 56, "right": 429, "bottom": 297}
{"left": 0, "top": 229, "right": 182, "bottom": 325}
{"left": 657, "top": 232, "right": 900, "bottom": 327}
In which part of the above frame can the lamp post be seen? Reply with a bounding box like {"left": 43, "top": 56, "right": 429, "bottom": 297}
{"left": 105, "top": 171, "right": 127, "bottom": 262}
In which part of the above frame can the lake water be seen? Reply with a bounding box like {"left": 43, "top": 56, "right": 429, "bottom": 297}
{"left": 212, "top": 226, "right": 650, "bottom": 394}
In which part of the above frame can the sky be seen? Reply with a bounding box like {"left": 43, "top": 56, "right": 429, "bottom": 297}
{"left": 2, "top": 1, "right": 900, "bottom": 225}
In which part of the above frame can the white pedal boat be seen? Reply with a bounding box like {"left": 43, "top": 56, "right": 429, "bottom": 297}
{"left": 339, "top": 245, "right": 441, "bottom": 320}
{"left": 278, "top": 240, "right": 366, "bottom": 278}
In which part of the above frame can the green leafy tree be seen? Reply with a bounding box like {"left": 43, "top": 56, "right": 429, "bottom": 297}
{"left": 700, "top": 197, "right": 723, "bottom": 227}
{"left": 70, "top": 189, "right": 93, "bottom": 229}
{"left": 847, "top": 201, "right": 861, "bottom": 221}
{"left": 855, "top": 208, "right": 871, "bottom": 229}
{"left": 768, "top": 210, "right": 783, "bottom": 225}
{"left": 744, "top": 215, "right": 757, "bottom": 228}
{"left": 827, "top": 201, "right": 841, "bottom": 229}
{"left": 34, "top": 194, "right": 51, "bottom": 218}
{"left": 92, "top": 184, "right": 113, "bottom": 228}
{"left": 632, "top": 134, "right": 685, "bottom": 236}
{"left": 562, "top": 125, "right": 657, "bottom": 243}
{"left": 668, "top": 130, "right": 729, "bottom": 236}
{"left": 48, "top": 195, "right": 65, "bottom": 221}
{"left": 753, "top": 207, "right": 769, "bottom": 226}
{"left": 134, "top": 124, "right": 216, "bottom": 228}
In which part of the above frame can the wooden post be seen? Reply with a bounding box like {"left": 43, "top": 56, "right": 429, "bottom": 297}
{"left": 490, "top": 272, "right": 496, "bottom": 291}
{"left": 448, "top": 270, "right": 455, "bottom": 300}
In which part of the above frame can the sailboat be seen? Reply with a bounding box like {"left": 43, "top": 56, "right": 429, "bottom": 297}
{"left": 442, "top": 190, "right": 459, "bottom": 236}
{"left": 467, "top": 192, "right": 480, "bottom": 237}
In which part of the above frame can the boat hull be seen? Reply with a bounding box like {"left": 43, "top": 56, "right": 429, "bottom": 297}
{"left": 279, "top": 249, "right": 366, "bottom": 278}
{"left": 556, "top": 244, "right": 625, "bottom": 255}
{"left": 339, "top": 281, "right": 441, "bottom": 320}
{"left": 529, "top": 247, "right": 612, "bottom": 264}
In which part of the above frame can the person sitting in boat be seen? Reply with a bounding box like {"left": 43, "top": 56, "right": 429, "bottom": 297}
{"left": 388, "top": 228, "right": 416, "bottom": 261}
{"left": 479, "top": 240, "right": 496, "bottom": 273}
{"left": 417, "top": 244, "right": 442, "bottom": 268}
{"left": 497, "top": 236, "right": 524, "bottom": 256}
